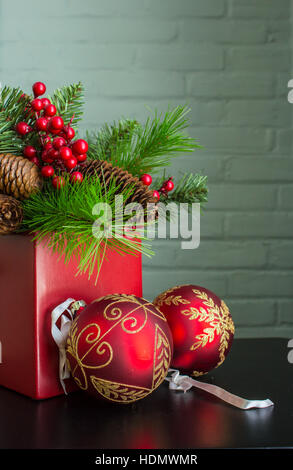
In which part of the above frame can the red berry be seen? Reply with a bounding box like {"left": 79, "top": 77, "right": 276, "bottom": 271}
{"left": 23, "top": 145, "right": 37, "bottom": 159}
{"left": 16, "top": 121, "right": 30, "bottom": 136}
{"left": 72, "top": 139, "right": 88, "bottom": 155}
{"left": 153, "top": 190, "right": 160, "bottom": 200}
{"left": 140, "top": 174, "right": 152, "bottom": 186}
{"left": 53, "top": 137, "right": 66, "bottom": 149}
{"left": 41, "top": 98, "right": 51, "bottom": 108}
{"left": 44, "top": 142, "right": 53, "bottom": 151}
{"left": 50, "top": 128, "right": 62, "bottom": 135}
{"left": 52, "top": 176, "right": 65, "bottom": 189}
{"left": 50, "top": 116, "right": 64, "bottom": 130}
{"left": 76, "top": 153, "right": 87, "bottom": 162}
{"left": 59, "top": 146, "right": 72, "bottom": 161}
{"left": 41, "top": 166, "right": 55, "bottom": 178}
{"left": 32, "top": 82, "right": 46, "bottom": 97}
{"left": 65, "top": 156, "right": 78, "bottom": 170}
{"left": 44, "top": 104, "right": 57, "bottom": 117}
{"left": 163, "top": 179, "right": 174, "bottom": 192}
{"left": 47, "top": 147, "right": 59, "bottom": 160}
{"left": 65, "top": 127, "right": 75, "bottom": 140}
{"left": 70, "top": 171, "right": 83, "bottom": 183}
{"left": 36, "top": 117, "right": 48, "bottom": 131}
{"left": 31, "top": 98, "right": 43, "bottom": 112}
{"left": 30, "top": 156, "right": 40, "bottom": 167}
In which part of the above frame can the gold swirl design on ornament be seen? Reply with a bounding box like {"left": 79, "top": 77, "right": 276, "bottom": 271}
{"left": 67, "top": 322, "right": 113, "bottom": 390}
{"left": 152, "top": 324, "right": 172, "bottom": 390}
{"left": 67, "top": 295, "right": 170, "bottom": 391}
{"left": 90, "top": 377, "right": 151, "bottom": 404}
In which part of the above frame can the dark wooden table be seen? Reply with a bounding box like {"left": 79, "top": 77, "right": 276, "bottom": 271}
{"left": 0, "top": 338, "right": 292, "bottom": 450}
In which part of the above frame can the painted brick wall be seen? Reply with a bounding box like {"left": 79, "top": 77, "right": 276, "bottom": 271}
{"left": 0, "top": 0, "right": 292, "bottom": 338}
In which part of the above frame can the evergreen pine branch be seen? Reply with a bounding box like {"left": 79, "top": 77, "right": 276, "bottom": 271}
{"left": 87, "top": 119, "right": 141, "bottom": 161}
{"left": 48, "top": 82, "right": 84, "bottom": 126}
{"left": 0, "top": 85, "right": 31, "bottom": 154}
{"left": 20, "top": 175, "right": 153, "bottom": 283}
{"left": 87, "top": 105, "right": 200, "bottom": 177}
{"left": 0, "top": 82, "right": 85, "bottom": 155}
{"left": 154, "top": 172, "right": 208, "bottom": 205}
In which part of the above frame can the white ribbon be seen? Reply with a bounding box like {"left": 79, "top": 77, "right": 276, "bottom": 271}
{"left": 165, "top": 369, "right": 274, "bottom": 410}
{"left": 51, "top": 298, "right": 86, "bottom": 394}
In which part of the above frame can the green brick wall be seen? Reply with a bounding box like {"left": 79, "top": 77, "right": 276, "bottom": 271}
{"left": 0, "top": 0, "right": 292, "bottom": 338}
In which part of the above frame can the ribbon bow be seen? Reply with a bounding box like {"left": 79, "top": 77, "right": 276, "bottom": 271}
{"left": 165, "top": 369, "right": 274, "bottom": 410}
{"left": 51, "top": 298, "right": 86, "bottom": 394}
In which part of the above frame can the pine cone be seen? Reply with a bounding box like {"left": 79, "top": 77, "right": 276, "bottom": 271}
{"left": 0, "top": 154, "right": 43, "bottom": 200}
{"left": 79, "top": 159, "right": 158, "bottom": 207}
{"left": 0, "top": 194, "right": 23, "bottom": 234}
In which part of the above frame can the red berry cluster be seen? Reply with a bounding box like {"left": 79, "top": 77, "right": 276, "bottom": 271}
{"left": 15, "top": 81, "right": 87, "bottom": 189}
{"left": 139, "top": 174, "right": 175, "bottom": 201}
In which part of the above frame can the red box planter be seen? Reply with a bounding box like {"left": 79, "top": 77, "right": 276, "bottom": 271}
{"left": 0, "top": 234, "right": 142, "bottom": 399}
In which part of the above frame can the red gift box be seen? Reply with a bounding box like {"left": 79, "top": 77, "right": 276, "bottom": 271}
{"left": 0, "top": 234, "right": 142, "bottom": 399}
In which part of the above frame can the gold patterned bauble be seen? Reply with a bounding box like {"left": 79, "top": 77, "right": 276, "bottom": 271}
{"left": 153, "top": 285, "right": 235, "bottom": 377}
{"left": 66, "top": 294, "right": 173, "bottom": 404}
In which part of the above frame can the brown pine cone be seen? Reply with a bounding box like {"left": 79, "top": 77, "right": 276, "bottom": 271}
{"left": 78, "top": 159, "right": 158, "bottom": 207}
{"left": 0, "top": 154, "right": 43, "bottom": 200}
{"left": 0, "top": 194, "right": 23, "bottom": 235}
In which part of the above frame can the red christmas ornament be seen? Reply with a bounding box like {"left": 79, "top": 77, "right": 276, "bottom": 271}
{"left": 66, "top": 294, "right": 173, "bottom": 403}
{"left": 153, "top": 285, "right": 235, "bottom": 377}
{"left": 140, "top": 174, "right": 152, "bottom": 186}
{"left": 32, "top": 81, "right": 46, "bottom": 97}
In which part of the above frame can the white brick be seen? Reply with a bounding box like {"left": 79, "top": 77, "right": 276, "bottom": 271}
{"left": 1, "top": 18, "right": 177, "bottom": 43}
{"left": 230, "top": 0, "right": 290, "bottom": 19}
{"left": 207, "top": 184, "right": 277, "bottom": 210}
{"left": 136, "top": 45, "right": 224, "bottom": 71}
{"left": 1, "top": 44, "right": 136, "bottom": 70}
{"left": 143, "top": 269, "right": 228, "bottom": 302}
{"left": 145, "top": 0, "right": 226, "bottom": 18}
{"left": 226, "top": 157, "right": 293, "bottom": 182}
{"left": 278, "top": 301, "right": 293, "bottom": 325}
{"left": 179, "top": 20, "right": 266, "bottom": 44}
{"left": 143, "top": 240, "right": 267, "bottom": 268}
{"left": 228, "top": 271, "right": 293, "bottom": 297}
{"left": 225, "top": 213, "right": 293, "bottom": 238}
{"left": 190, "top": 127, "right": 273, "bottom": 153}
{"left": 187, "top": 73, "right": 275, "bottom": 98}
{"left": 268, "top": 242, "right": 293, "bottom": 268}
{"left": 279, "top": 185, "right": 293, "bottom": 209}
{"left": 225, "top": 100, "right": 291, "bottom": 127}
{"left": 226, "top": 46, "right": 290, "bottom": 72}
{"left": 227, "top": 299, "right": 276, "bottom": 326}
{"left": 86, "top": 71, "right": 185, "bottom": 98}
